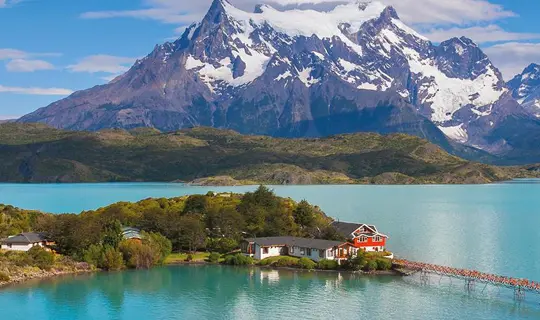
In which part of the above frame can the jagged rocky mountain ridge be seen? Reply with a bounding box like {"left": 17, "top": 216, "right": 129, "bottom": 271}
{"left": 508, "top": 63, "right": 540, "bottom": 118}
{"left": 19, "top": 0, "right": 540, "bottom": 160}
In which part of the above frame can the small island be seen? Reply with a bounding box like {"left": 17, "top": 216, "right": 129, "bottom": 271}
{"left": 0, "top": 186, "right": 395, "bottom": 287}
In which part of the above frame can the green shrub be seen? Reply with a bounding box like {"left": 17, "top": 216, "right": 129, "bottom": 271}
{"left": 375, "top": 258, "right": 392, "bottom": 271}
{"left": 206, "top": 238, "right": 238, "bottom": 254}
{"left": 143, "top": 232, "right": 172, "bottom": 264}
{"left": 5, "top": 251, "right": 32, "bottom": 267}
{"left": 83, "top": 244, "right": 104, "bottom": 267}
{"left": 0, "top": 271, "right": 10, "bottom": 282}
{"left": 364, "top": 260, "right": 378, "bottom": 272}
{"left": 275, "top": 256, "right": 298, "bottom": 268}
{"left": 185, "top": 254, "right": 193, "bottom": 262}
{"left": 258, "top": 258, "right": 272, "bottom": 266}
{"left": 317, "top": 259, "right": 339, "bottom": 270}
{"left": 100, "top": 246, "right": 124, "bottom": 271}
{"left": 298, "top": 257, "right": 316, "bottom": 270}
{"left": 208, "top": 252, "right": 220, "bottom": 264}
{"left": 223, "top": 254, "right": 253, "bottom": 266}
{"left": 344, "top": 255, "right": 367, "bottom": 271}
{"left": 119, "top": 240, "right": 157, "bottom": 269}
{"left": 27, "top": 246, "right": 55, "bottom": 270}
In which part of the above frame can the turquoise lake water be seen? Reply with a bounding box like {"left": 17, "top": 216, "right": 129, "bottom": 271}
{"left": 1, "top": 182, "right": 540, "bottom": 319}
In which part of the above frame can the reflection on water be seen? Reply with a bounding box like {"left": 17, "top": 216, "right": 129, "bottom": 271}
{"left": 2, "top": 266, "right": 540, "bottom": 320}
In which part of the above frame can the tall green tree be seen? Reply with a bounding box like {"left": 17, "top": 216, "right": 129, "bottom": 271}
{"left": 293, "top": 200, "right": 315, "bottom": 229}
{"left": 165, "top": 214, "right": 206, "bottom": 252}
{"left": 183, "top": 195, "right": 208, "bottom": 215}
{"left": 206, "top": 206, "right": 245, "bottom": 240}
{"left": 102, "top": 220, "right": 123, "bottom": 249}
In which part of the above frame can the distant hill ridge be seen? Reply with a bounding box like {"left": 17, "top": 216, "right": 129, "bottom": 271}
{"left": 0, "top": 123, "right": 537, "bottom": 184}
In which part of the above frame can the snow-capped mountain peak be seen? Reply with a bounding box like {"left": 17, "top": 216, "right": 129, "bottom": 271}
{"left": 19, "top": 0, "right": 530, "bottom": 155}
{"left": 508, "top": 63, "right": 540, "bottom": 117}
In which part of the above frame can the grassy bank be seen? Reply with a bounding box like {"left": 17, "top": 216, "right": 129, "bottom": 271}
{"left": 164, "top": 252, "right": 211, "bottom": 264}
{"left": 163, "top": 251, "right": 397, "bottom": 275}
{"left": 1, "top": 123, "right": 538, "bottom": 184}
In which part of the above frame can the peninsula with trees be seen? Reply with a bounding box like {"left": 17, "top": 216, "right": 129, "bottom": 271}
{"left": 0, "top": 187, "right": 397, "bottom": 286}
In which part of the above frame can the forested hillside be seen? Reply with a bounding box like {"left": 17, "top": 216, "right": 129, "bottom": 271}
{"left": 0, "top": 123, "right": 537, "bottom": 184}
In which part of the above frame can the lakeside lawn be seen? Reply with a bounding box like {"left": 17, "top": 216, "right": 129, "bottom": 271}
{"left": 165, "top": 252, "right": 211, "bottom": 264}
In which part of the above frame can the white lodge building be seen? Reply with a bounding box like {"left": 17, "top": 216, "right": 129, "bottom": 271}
{"left": 241, "top": 237, "right": 357, "bottom": 263}
{"left": 0, "top": 232, "right": 53, "bottom": 252}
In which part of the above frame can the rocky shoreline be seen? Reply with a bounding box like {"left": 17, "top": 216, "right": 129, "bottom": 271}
{"left": 0, "top": 265, "right": 94, "bottom": 289}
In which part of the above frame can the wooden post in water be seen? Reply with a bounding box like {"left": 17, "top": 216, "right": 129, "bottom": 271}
{"left": 465, "top": 279, "right": 475, "bottom": 292}
{"left": 514, "top": 286, "right": 525, "bottom": 301}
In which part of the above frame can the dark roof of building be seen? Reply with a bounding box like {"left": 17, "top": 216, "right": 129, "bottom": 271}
{"left": 331, "top": 221, "right": 387, "bottom": 238}
{"left": 1, "top": 232, "right": 48, "bottom": 244}
{"left": 331, "top": 221, "right": 364, "bottom": 237}
{"left": 245, "top": 237, "right": 346, "bottom": 250}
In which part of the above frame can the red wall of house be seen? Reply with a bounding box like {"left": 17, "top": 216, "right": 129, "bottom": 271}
{"left": 353, "top": 237, "right": 386, "bottom": 248}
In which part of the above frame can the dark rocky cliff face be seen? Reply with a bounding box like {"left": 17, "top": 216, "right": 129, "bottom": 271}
{"left": 18, "top": 0, "right": 539, "bottom": 161}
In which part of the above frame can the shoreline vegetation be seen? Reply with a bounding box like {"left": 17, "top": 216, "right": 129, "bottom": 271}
{"left": 164, "top": 251, "right": 399, "bottom": 275}
{"left": 1, "top": 123, "right": 539, "bottom": 185}
{"left": 0, "top": 248, "right": 94, "bottom": 288}
{"left": 1, "top": 186, "right": 398, "bottom": 288}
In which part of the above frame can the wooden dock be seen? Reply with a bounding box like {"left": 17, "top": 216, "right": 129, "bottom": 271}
{"left": 393, "top": 259, "right": 540, "bottom": 299}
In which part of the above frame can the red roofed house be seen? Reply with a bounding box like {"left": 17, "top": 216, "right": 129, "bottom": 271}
{"left": 331, "top": 221, "right": 388, "bottom": 252}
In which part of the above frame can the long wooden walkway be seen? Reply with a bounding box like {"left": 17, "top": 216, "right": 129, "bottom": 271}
{"left": 393, "top": 259, "right": 540, "bottom": 298}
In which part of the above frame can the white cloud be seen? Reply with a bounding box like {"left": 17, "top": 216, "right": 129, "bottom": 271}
{"left": 80, "top": 0, "right": 516, "bottom": 27}
{"left": 383, "top": 0, "right": 514, "bottom": 26}
{"left": 424, "top": 25, "right": 540, "bottom": 44}
{"left": 6, "top": 59, "right": 55, "bottom": 72}
{"left": 81, "top": 9, "right": 202, "bottom": 25}
{"left": 0, "top": 85, "right": 73, "bottom": 96}
{"left": 67, "top": 55, "right": 137, "bottom": 74}
{"left": 0, "top": 115, "right": 19, "bottom": 120}
{"left": 0, "top": 49, "right": 60, "bottom": 60}
{"left": 0, "top": 49, "right": 59, "bottom": 72}
{"left": 484, "top": 42, "right": 540, "bottom": 80}
{"left": 0, "top": 0, "right": 20, "bottom": 8}
{"left": 0, "top": 48, "right": 27, "bottom": 60}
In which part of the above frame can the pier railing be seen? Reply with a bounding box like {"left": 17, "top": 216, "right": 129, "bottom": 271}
{"left": 393, "top": 259, "right": 540, "bottom": 298}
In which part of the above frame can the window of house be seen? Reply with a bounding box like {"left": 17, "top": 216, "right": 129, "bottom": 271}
{"left": 300, "top": 248, "right": 305, "bottom": 255}
{"left": 263, "top": 247, "right": 269, "bottom": 254}
{"left": 359, "top": 236, "right": 367, "bottom": 243}
{"left": 328, "top": 250, "right": 333, "bottom": 257}
{"left": 290, "top": 246, "right": 295, "bottom": 254}
{"left": 306, "top": 248, "right": 312, "bottom": 256}
{"left": 375, "top": 236, "right": 382, "bottom": 242}
{"left": 319, "top": 249, "right": 325, "bottom": 258}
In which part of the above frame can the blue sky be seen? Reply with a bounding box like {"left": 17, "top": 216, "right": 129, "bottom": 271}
{"left": 1, "top": 0, "right": 540, "bottom": 119}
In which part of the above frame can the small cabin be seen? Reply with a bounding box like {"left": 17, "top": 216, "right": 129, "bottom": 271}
{"left": 0, "top": 232, "right": 54, "bottom": 252}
